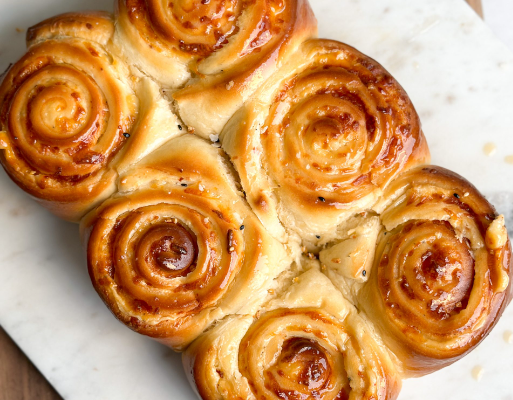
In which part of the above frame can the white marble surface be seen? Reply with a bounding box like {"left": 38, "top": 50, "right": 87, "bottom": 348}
{"left": 0, "top": 1, "right": 512, "bottom": 399}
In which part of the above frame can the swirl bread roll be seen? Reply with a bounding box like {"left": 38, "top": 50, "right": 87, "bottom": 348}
{"left": 82, "top": 134, "right": 292, "bottom": 350}
{"left": 185, "top": 265, "right": 401, "bottom": 400}
{"left": 221, "top": 39, "right": 430, "bottom": 243}
{"left": 359, "top": 166, "right": 512, "bottom": 376}
{"left": 0, "top": 12, "right": 183, "bottom": 221}
{"left": 114, "top": 0, "right": 317, "bottom": 137}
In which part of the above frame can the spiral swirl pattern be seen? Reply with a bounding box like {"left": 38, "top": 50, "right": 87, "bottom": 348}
{"left": 85, "top": 135, "right": 290, "bottom": 349}
{"left": 0, "top": 38, "right": 137, "bottom": 220}
{"left": 121, "top": 0, "right": 298, "bottom": 61}
{"left": 239, "top": 308, "right": 389, "bottom": 400}
{"left": 1, "top": 3, "right": 511, "bottom": 399}
{"left": 262, "top": 40, "right": 427, "bottom": 209}
{"left": 186, "top": 284, "right": 400, "bottom": 400}
{"left": 116, "top": 0, "right": 316, "bottom": 137}
{"left": 88, "top": 189, "right": 248, "bottom": 347}
{"left": 124, "top": 0, "right": 242, "bottom": 57}
{"left": 361, "top": 166, "right": 512, "bottom": 375}
{"left": 225, "top": 39, "right": 429, "bottom": 238}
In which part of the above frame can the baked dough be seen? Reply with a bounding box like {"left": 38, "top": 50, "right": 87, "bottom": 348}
{"left": 83, "top": 135, "right": 293, "bottom": 350}
{"left": 0, "top": 2, "right": 511, "bottom": 400}
{"left": 115, "top": 0, "right": 317, "bottom": 137}
{"left": 221, "top": 39, "right": 430, "bottom": 244}
{"left": 359, "top": 166, "right": 512, "bottom": 376}
{"left": 184, "top": 264, "right": 401, "bottom": 400}
{"left": 0, "top": 12, "right": 181, "bottom": 221}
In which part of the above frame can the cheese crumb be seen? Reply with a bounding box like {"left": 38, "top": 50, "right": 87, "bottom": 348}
{"left": 471, "top": 366, "right": 484, "bottom": 381}
{"left": 485, "top": 215, "right": 508, "bottom": 250}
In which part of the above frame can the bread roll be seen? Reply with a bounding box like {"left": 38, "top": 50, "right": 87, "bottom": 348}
{"left": 114, "top": 0, "right": 317, "bottom": 137}
{"left": 0, "top": 12, "right": 182, "bottom": 221}
{"left": 185, "top": 265, "right": 401, "bottom": 400}
{"left": 358, "top": 166, "right": 512, "bottom": 376}
{"left": 222, "top": 39, "right": 430, "bottom": 243}
{"left": 0, "top": 3, "right": 511, "bottom": 400}
{"left": 82, "top": 135, "right": 292, "bottom": 350}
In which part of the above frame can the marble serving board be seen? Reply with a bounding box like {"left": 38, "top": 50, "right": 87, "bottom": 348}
{"left": 0, "top": 0, "right": 512, "bottom": 399}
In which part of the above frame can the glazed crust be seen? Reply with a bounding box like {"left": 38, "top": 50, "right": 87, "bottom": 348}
{"left": 114, "top": 0, "right": 317, "bottom": 137}
{"left": 0, "top": 16, "right": 136, "bottom": 221}
{"left": 184, "top": 266, "right": 402, "bottom": 400}
{"left": 83, "top": 135, "right": 292, "bottom": 350}
{"left": 0, "top": 11, "right": 183, "bottom": 221}
{"left": 0, "top": 2, "right": 511, "bottom": 400}
{"left": 222, "top": 39, "right": 430, "bottom": 243}
{"left": 359, "top": 166, "right": 512, "bottom": 376}
{"left": 173, "top": 0, "right": 318, "bottom": 138}
{"left": 26, "top": 11, "right": 115, "bottom": 47}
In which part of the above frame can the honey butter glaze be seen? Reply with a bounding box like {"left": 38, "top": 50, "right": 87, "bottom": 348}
{"left": 222, "top": 39, "right": 429, "bottom": 242}
{"left": 264, "top": 337, "right": 344, "bottom": 400}
{"left": 83, "top": 135, "right": 292, "bottom": 350}
{"left": 92, "top": 200, "right": 242, "bottom": 312}
{"left": 116, "top": 0, "right": 317, "bottom": 138}
{"left": 0, "top": 30, "right": 138, "bottom": 221}
{"left": 239, "top": 310, "right": 350, "bottom": 400}
{"left": 145, "top": 222, "right": 198, "bottom": 276}
{"left": 125, "top": 0, "right": 279, "bottom": 58}
{"left": 185, "top": 268, "right": 402, "bottom": 400}
{"left": 0, "top": 2, "right": 511, "bottom": 400}
{"left": 0, "top": 10, "right": 188, "bottom": 221}
{"left": 361, "top": 166, "right": 513, "bottom": 376}
{"left": 117, "top": 0, "right": 316, "bottom": 79}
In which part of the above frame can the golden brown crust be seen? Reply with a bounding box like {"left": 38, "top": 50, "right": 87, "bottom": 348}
{"left": 1, "top": 3, "right": 511, "bottom": 400}
{"left": 83, "top": 135, "right": 291, "bottom": 350}
{"left": 26, "top": 11, "right": 115, "bottom": 47}
{"left": 359, "top": 166, "right": 512, "bottom": 376}
{"left": 185, "top": 267, "right": 401, "bottom": 400}
{"left": 114, "top": 0, "right": 317, "bottom": 136}
{"left": 0, "top": 37, "right": 138, "bottom": 221}
{"left": 0, "top": 10, "right": 185, "bottom": 221}
{"left": 173, "top": 0, "right": 318, "bottom": 137}
{"left": 222, "top": 38, "right": 430, "bottom": 242}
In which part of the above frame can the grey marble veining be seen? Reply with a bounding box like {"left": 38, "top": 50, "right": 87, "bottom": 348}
{"left": 0, "top": 1, "right": 512, "bottom": 399}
